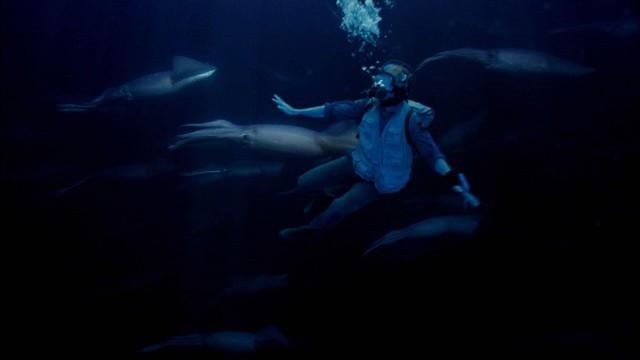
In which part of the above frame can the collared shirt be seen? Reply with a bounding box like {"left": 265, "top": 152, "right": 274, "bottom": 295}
{"left": 324, "top": 98, "right": 445, "bottom": 169}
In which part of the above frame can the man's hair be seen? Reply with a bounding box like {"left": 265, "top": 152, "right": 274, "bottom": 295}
{"left": 381, "top": 59, "right": 414, "bottom": 90}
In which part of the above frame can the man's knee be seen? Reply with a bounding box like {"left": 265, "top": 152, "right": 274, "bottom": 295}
{"left": 333, "top": 187, "right": 379, "bottom": 214}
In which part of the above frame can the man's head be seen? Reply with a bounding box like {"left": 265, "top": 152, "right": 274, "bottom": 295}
{"left": 368, "top": 59, "right": 414, "bottom": 106}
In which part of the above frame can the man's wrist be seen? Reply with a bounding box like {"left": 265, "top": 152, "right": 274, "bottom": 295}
{"left": 444, "top": 170, "right": 461, "bottom": 187}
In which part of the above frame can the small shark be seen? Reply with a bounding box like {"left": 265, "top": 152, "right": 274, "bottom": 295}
{"left": 56, "top": 158, "right": 175, "bottom": 196}
{"left": 181, "top": 161, "right": 284, "bottom": 184}
{"left": 170, "top": 119, "right": 357, "bottom": 157}
{"left": 57, "top": 56, "right": 216, "bottom": 112}
{"left": 363, "top": 215, "right": 482, "bottom": 257}
{"left": 139, "top": 326, "right": 289, "bottom": 354}
{"left": 418, "top": 48, "right": 593, "bottom": 76}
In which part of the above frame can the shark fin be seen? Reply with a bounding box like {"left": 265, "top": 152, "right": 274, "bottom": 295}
{"left": 171, "top": 56, "right": 215, "bottom": 84}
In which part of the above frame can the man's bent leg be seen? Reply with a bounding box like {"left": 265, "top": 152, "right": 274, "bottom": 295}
{"left": 280, "top": 181, "right": 380, "bottom": 240}
{"left": 307, "top": 182, "right": 380, "bottom": 230}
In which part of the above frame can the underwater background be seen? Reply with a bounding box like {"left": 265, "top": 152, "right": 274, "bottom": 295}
{"left": 2, "top": 0, "right": 638, "bottom": 356}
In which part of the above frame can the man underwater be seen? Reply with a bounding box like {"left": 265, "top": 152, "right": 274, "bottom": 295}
{"left": 272, "top": 60, "right": 480, "bottom": 239}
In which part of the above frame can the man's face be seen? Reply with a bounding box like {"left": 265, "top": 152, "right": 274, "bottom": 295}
{"left": 371, "top": 72, "right": 395, "bottom": 100}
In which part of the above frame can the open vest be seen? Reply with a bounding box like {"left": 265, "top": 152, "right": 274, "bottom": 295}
{"left": 351, "top": 101, "right": 414, "bottom": 194}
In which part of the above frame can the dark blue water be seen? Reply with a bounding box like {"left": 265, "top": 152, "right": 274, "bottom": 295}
{"left": 2, "top": 0, "right": 638, "bottom": 356}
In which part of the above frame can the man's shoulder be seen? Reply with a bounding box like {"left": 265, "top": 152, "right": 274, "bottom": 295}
{"left": 324, "top": 98, "right": 374, "bottom": 121}
{"left": 332, "top": 97, "right": 373, "bottom": 105}
{"left": 407, "top": 100, "right": 435, "bottom": 129}
{"left": 408, "top": 100, "right": 434, "bottom": 115}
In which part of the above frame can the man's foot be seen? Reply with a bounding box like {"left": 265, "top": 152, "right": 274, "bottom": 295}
{"left": 278, "top": 225, "right": 318, "bottom": 241}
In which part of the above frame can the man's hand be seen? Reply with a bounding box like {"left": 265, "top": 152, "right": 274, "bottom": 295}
{"left": 450, "top": 172, "right": 481, "bottom": 209}
{"left": 272, "top": 94, "right": 299, "bottom": 116}
{"left": 453, "top": 185, "right": 481, "bottom": 209}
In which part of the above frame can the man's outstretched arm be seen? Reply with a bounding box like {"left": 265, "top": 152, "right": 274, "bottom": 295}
{"left": 272, "top": 94, "right": 371, "bottom": 122}
{"left": 409, "top": 116, "right": 481, "bottom": 208}
{"left": 272, "top": 94, "right": 325, "bottom": 118}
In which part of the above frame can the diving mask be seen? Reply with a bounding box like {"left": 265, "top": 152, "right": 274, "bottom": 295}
{"left": 370, "top": 72, "right": 395, "bottom": 99}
